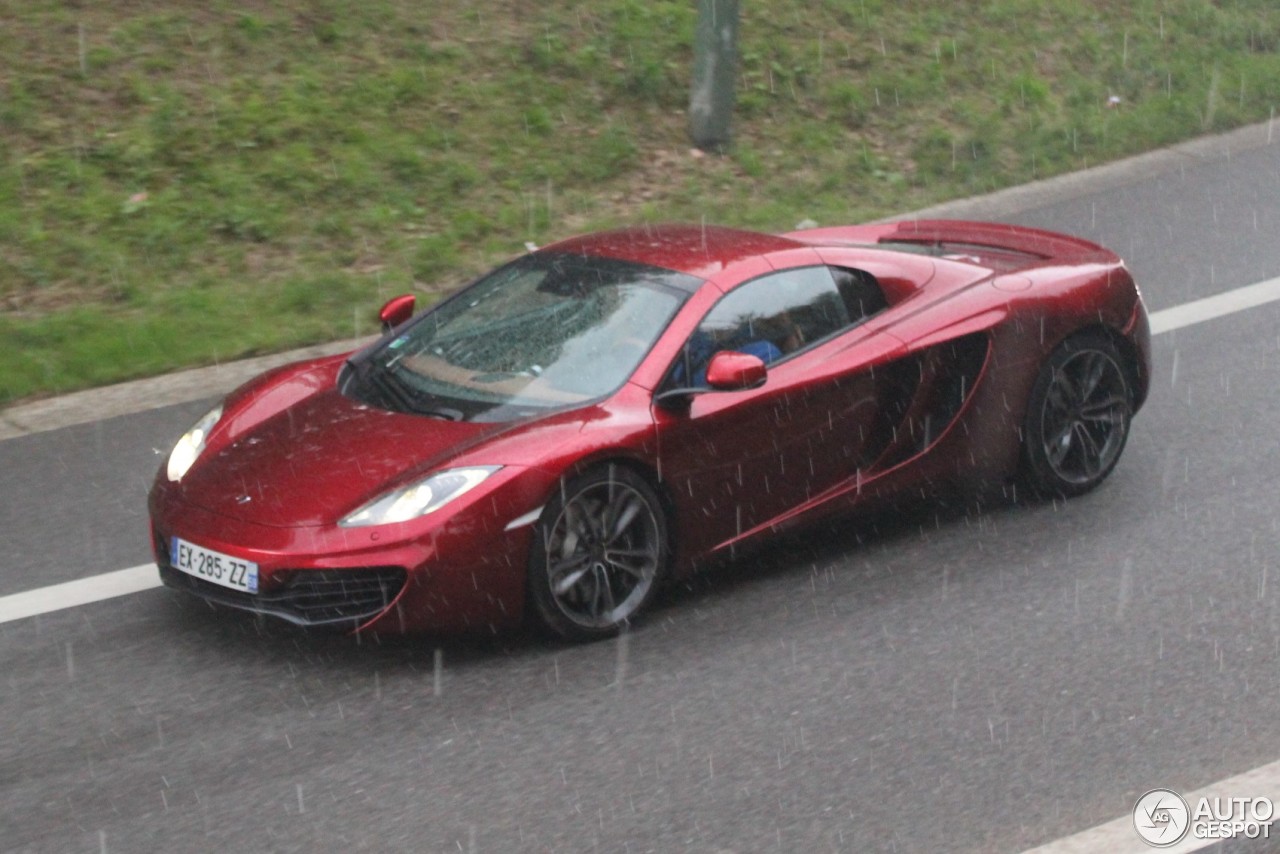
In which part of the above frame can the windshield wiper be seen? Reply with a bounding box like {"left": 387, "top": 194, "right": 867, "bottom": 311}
{"left": 415, "top": 405, "right": 464, "bottom": 421}
{"left": 373, "top": 366, "right": 465, "bottom": 421}
{"left": 366, "top": 365, "right": 416, "bottom": 413}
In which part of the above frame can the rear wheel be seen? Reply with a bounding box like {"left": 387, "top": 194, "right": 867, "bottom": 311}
{"left": 528, "top": 465, "right": 669, "bottom": 641}
{"left": 1022, "top": 332, "right": 1133, "bottom": 498}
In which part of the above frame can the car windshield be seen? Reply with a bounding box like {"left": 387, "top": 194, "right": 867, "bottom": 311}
{"left": 345, "top": 253, "right": 696, "bottom": 422}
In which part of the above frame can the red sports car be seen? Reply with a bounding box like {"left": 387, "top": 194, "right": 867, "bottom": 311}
{"left": 149, "top": 220, "right": 1151, "bottom": 640}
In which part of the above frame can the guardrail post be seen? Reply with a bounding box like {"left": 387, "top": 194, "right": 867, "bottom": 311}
{"left": 688, "top": 0, "right": 740, "bottom": 152}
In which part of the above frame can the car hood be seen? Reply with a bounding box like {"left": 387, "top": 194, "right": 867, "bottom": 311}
{"left": 173, "top": 359, "right": 543, "bottom": 528}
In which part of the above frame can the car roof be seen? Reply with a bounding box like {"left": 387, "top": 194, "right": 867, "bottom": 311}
{"left": 542, "top": 224, "right": 804, "bottom": 281}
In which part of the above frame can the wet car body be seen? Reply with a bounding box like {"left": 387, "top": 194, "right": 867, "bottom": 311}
{"left": 149, "top": 220, "right": 1151, "bottom": 639}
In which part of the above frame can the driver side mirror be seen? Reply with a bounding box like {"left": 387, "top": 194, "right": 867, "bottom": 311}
{"left": 379, "top": 294, "right": 416, "bottom": 332}
{"left": 654, "top": 350, "right": 768, "bottom": 409}
{"left": 705, "top": 351, "right": 767, "bottom": 391}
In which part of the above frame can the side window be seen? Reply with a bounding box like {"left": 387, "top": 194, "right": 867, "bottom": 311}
{"left": 831, "top": 266, "right": 888, "bottom": 321}
{"left": 666, "top": 266, "right": 851, "bottom": 388}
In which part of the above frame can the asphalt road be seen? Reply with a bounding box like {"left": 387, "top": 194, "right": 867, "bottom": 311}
{"left": 4, "top": 127, "right": 1280, "bottom": 853}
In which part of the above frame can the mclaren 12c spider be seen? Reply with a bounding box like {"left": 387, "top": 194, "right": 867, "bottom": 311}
{"left": 149, "top": 220, "right": 1151, "bottom": 640}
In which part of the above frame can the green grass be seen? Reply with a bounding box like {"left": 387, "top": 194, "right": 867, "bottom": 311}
{"left": 3, "top": 0, "right": 1279, "bottom": 403}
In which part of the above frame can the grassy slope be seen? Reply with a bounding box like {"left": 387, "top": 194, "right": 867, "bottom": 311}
{"left": 2, "top": 0, "right": 1278, "bottom": 403}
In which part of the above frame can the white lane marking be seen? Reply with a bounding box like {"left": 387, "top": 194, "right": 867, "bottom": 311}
{"left": 2, "top": 274, "right": 1280, "bottom": 626}
{"left": 1148, "top": 274, "right": 1280, "bottom": 334}
{"left": 1021, "top": 757, "right": 1280, "bottom": 853}
{"left": 0, "top": 564, "right": 159, "bottom": 625}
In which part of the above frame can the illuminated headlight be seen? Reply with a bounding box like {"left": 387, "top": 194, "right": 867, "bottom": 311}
{"left": 166, "top": 404, "right": 224, "bottom": 482}
{"left": 340, "top": 466, "right": 501, "bottom": 527}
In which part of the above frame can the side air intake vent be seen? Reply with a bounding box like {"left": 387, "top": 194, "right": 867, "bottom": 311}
{"left": 860, "top": 332, "right": 990, "bottom": 472}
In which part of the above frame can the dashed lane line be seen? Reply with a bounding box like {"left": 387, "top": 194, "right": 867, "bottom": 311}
{"left": 1148, "top": 274, "right": 1280, "bottom": 335}
{"left": 1020, "top": 757, "right": 1280, "bottom": 853}
{"left": 0, "top": 563, "right": 159, "bottom": 625}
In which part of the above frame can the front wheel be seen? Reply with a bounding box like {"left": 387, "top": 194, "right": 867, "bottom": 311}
{"left": 528, "top": 465, "right": 669, "bottom": 641}
{"left": 1022, "top": 332, "right": 1133, "bottom": 498}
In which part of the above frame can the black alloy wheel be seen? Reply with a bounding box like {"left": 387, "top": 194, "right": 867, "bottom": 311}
{"left": 1023, "top": 331, "right": 1134, "bottom": 498}
{"left": 528, "top": 465, "right": 669, "bottom": 641}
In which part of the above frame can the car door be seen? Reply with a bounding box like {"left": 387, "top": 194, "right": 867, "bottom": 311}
{"left": 652, "top": 264, "right": 904, "bottom": 559}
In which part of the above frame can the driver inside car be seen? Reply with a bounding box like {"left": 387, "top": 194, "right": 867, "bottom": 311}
{"left": 671, "top": 312, "right": 804, "bottom": 387}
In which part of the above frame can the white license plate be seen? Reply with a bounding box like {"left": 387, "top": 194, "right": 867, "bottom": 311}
{"left": 170, "top": 537, "right": 259, "bottom": 594}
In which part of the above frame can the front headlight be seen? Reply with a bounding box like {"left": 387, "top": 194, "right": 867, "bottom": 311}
{"left": 340, "top": 466, "right": 501, "bottom": 527}
{"left": 167, "top": 404, "right": 224, "bottom": 482}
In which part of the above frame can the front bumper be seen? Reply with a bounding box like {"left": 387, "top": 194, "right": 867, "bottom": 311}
{"left": 148, "top": 464, "right": 557, "bottom": 634}
{"left": 155, "top": 539, "right": 407, "bottom": 629}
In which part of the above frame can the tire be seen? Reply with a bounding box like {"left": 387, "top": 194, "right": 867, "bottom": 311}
{"left": 1022, "top": 331, "right": 1134, "bottom": 498}
{"left": 528, "top": 465, "right": 669, "bottom": 641}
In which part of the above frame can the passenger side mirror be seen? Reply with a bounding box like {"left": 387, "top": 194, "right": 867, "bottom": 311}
{"left": 379, "top": 294, "right": 416, "bottom": 332}
{"left": 705, "top": 351, "right": 767, "bottom": 391}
